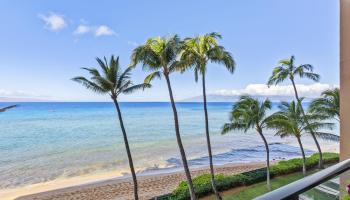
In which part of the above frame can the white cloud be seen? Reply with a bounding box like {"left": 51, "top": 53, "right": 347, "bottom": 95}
{"left": 0, "top": 89, "right": 51, "bottom": 98}
{"left": 38, "top": 13, "right": 66, "bottom": 31}
{"left": 95, "top": 25, "right": 115, "bottom": 36}
{"left": 73, "top": 24, "right": 116, "bottom": 37}
{"left": 73, "top": 25, "right": 91, "bottom": 35}
{"left": 214, "top": 83, "right": 338, "bottom": 97}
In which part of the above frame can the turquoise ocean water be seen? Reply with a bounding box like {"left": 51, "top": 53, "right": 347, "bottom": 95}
{"left": 0, "top": 102, "right": 338, "bottom": 189}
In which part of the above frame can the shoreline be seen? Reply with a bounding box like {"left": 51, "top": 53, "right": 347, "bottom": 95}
{"left": 1, "top": 142, "right": 338, "bottom": 200}
{"left": 1, "top": 161, "right": 268, "bottom": 200}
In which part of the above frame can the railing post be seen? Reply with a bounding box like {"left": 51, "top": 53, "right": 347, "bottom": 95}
{"left": 286, "top": 195, "right": 299, "bottom": 200}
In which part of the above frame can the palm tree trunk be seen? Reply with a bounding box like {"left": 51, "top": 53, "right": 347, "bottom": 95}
{"left": 112, "top": 99, "right": 139, "bottom": 200}
{"left": 297, "top": 136, "right": 307, "bottom": 176}
{"left": 291, "top": 79, "right": 323, "bottom": 168}
{"left": 164, "top": 74, "right": 197, "bottom": 200}
{"left": 258, "top": 129, "right": 271, "bottom": 190}
{"left": 202, "top": 74, "right": 222, "bottom": 200}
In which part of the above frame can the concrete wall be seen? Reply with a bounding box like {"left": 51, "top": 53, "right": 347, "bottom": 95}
{"left": 340, "top": 0, "right": 350, "bottom": 161}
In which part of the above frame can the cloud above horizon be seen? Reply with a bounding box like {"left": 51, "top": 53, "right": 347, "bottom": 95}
{"left": 38, "top": 13, "right": 66, "bottom": 31}
{"left": 214, "top": 83, "right": 338, "bottom": 97}
{"left": 0, "top": 89, "right": 51, "bottom": 99}
{"left": 74, "top": 24, "right": 116, "bottom": 37}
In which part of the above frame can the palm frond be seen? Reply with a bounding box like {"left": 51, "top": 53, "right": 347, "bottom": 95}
{"left": 301, "top": 72, "right": 320, "bottom": 82}
{"left": 73, "top": 56, "right": 147, "bottom": 98}
{"left": 72, "top": 76, "right": 108, "bottom": 94}
{"left": 117, "top": 66, "right": 132, "bottom": 88}
{"left": 309, "top": 88, "right": 339, "bottom": 120}
{"left": 144, "top": 71, "right": 162, "bottom": 84}
{"left": 122, "top": 83, "right": 152, "bottom": 94}
{"left": 221, "top": 122, "right": 246, "bottom": 135}
{"left": 315, "top": 132, "right": 340, "bottom": 142}
{"left": 81, "top": 67, "right": 101, "bottom": 77}
{"left": 267, "top": 66, "right": 289, "bottom": 86}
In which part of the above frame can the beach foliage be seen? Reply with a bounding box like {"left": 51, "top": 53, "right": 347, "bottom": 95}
{"left": 169, "top": 153, "right": 339, "bottom": 200}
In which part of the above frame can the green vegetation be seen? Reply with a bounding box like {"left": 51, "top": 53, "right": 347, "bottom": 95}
{"left": 221, "top": 96, "right": 273, "bottom": 190}
{"left": 219, "top": 171, "right": 340, "bottom": 200}
{"left": 267, "top": 55, "right": 324, "bottom": 168}
{"left": 309, "top": 88, "right": 340, "bottom": 121}
{"left": 72, "top": 56, "right": 150, "bottom": 200}
{"left": 72, "top": 33, "right": 341, "bottom": 200}
{"left": 218, "top": 171, "right": 306, "bottom": 200}
{"left": 268, "top": 100, "right": 334, "bottom": 175}
{"left": 130, "top": 35, "right": 198, "bottom": 199}
{"left": 180, "top": 32, "right": 235, "bottom": 200}
{"left": 169, "top": 153, "right": 338, "bottom": 200}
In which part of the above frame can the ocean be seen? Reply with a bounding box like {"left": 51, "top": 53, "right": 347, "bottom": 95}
{"left": 0, "top": 102, "right": 339, "bottom": 189}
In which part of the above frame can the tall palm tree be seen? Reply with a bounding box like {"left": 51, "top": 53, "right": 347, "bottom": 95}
{"left": 267, "top": 55, "right": 325, "bottom": 168}
{"left": 130, "top": 35, "right": 197, "bottom": 200}
{"left": 309, "top": 88, "right": 340, "bottom": 121}
{"left": 268, "top": 101, "right": 334, "bottom": 175}
{"left": 72, "top": 56, "right": 149, "bottom": 200}
{"left": 180, "top": 32, "right": 235, "bottom": 199}
{"left": 221, "top": 96, "right": 272, "bottom": 190}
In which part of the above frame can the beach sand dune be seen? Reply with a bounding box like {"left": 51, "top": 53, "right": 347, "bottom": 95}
{"left": 12, "top": 162, "right": 266, "bottom": 200}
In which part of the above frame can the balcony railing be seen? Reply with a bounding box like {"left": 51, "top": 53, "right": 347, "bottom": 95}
{"left": 254, "top": 158, "right": 350, "bottom": 200}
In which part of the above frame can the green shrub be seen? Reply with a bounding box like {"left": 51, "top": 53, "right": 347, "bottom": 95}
{"left": 168, "top": 152, "right": 339, "bottom": 200}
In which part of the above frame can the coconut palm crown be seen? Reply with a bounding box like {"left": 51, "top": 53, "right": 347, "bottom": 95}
{"left": 130, "top": 35, "right": 187, "bottom": 82}
{"left": 267, "top": 56, "right": 320, "bottom": 87}
{"left": 180, "top": 32, "right": 235, "bottom": 80}
{"left": 73, "top": 56, "right": 150, "bottom": 98}
{"left": 222, "top": 96, "right": 272, "bottom": 190}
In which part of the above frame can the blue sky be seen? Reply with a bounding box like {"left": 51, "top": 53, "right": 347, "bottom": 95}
{"left": 0, "top": 0, "right": 339, "bottom": 101}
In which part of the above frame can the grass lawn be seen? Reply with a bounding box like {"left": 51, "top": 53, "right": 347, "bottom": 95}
{"left": 219, "top": 172, "right": 306, "bottom": 200}
{"left": 203, "top": 169, "right": 340, "bottom": 200}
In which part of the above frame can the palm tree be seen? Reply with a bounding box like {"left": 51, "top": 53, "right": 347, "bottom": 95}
{"left": 130, "top": 35, "right": 197, "bottom": 200}
{"left": 72, "top": 56, "right": 149, "bottom": 200}
{"left": 309, "top": 88, "right": 340, "bottom": 121}
{"left": 269, "top": 101, "right": 335, "bottom": 175}
{"left": 180, "top": 32, "right": 235, "bottom": 199}
{"left": 267, "top": 55, "right": 325, "bottom": 168}
{"left": 221, "top": 96, "right": 272, "bottom": 190}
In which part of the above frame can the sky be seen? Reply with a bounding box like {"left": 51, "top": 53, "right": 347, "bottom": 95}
{"left": 0, "top": 0, "right": 339, "bottom": 101}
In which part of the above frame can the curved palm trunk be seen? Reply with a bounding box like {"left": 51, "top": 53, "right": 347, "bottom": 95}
{"left": 297, "top": 136, "right": 307, "bottom": 176}
{"left": 164, "top": 74, "right": 197, "bottom": 200}
{"left": 291, "top": 79, "right": 323, "bottom": 168}
{"left": 112, "top": 99, "right": 139, "bottom": 200}
{"left": 257, "top": 129, "right": 271, "bottom": 190}
{"left": 202, "top": 74, "right": 222, "bottom": 200}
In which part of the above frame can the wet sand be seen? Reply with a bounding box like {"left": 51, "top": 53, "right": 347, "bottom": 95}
{"left": 3, "top": 162, "right": 267, "bottom": 200}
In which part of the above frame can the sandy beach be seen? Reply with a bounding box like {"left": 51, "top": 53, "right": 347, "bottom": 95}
{"left": 0, "top": 162, "right": 266, "bottom": 200}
